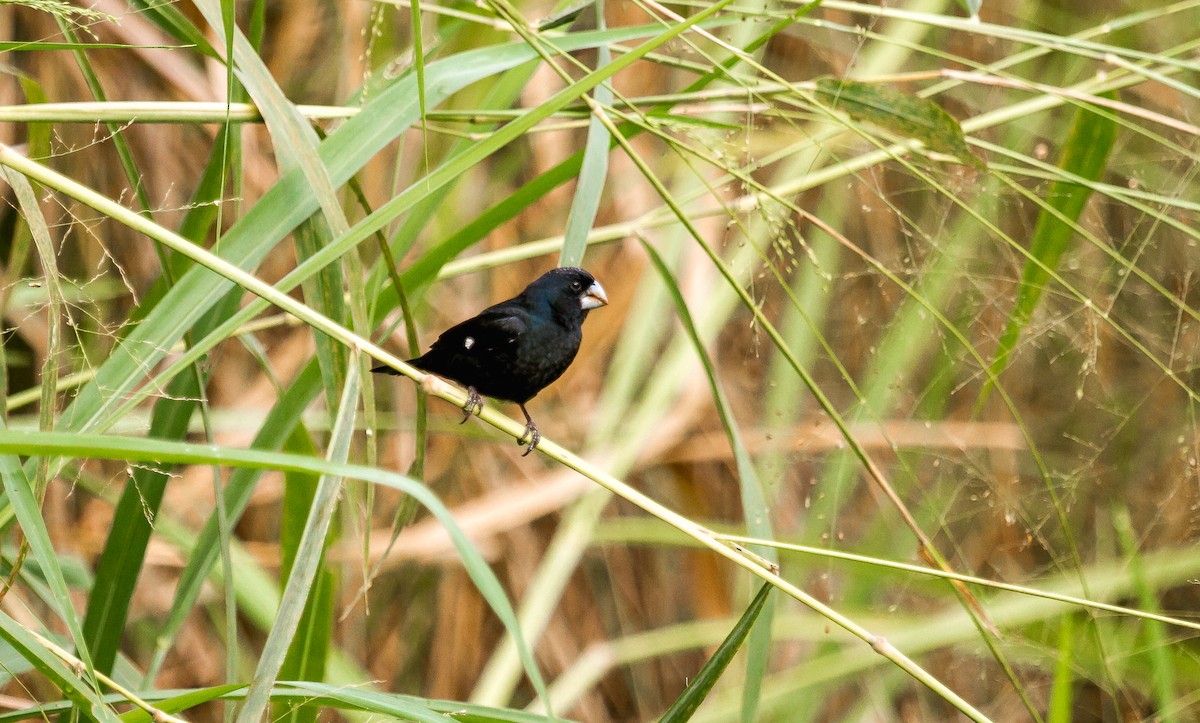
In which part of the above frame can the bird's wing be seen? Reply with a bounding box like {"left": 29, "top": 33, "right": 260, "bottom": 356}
{"left": 429, "top": 305, "right": 529, "bottom": 354}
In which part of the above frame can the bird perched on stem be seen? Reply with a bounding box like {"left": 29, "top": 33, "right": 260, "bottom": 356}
{"left": 373, "top": 267, "right": 608, "bottom": 455}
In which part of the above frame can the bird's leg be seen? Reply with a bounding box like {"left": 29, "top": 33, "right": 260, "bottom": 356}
{"left": 516, "top": 404, "right": 540, "bottom": 456}
{"left": 460, "top": 387, "right": 483, "bottom": 423}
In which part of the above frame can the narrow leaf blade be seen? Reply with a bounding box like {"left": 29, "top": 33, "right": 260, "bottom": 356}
{"left": 660, "top": 583, "right": 774, "bottom": 722}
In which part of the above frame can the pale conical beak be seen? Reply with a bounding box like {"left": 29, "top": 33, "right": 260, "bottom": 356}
{"left": 581, "top": 281, "right": 608, "bottom": 310}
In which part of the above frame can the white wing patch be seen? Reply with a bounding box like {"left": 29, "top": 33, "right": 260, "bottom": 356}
{"left": 464, "top": 336, "right": 475, "bottom": 350}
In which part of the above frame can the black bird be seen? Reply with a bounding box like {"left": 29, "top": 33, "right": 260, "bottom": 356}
{"left": 373, "top": 267, "right": 608, "bottom": 455}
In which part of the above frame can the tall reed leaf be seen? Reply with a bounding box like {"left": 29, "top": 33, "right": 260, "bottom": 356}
{"left": 815, "top": 77, "right": 985, "bottom": 170}
{"left": 238, "top": 360, "right": 360, "bottom": 723}
{"left": 982, "top": 96, "right": 1119, "bottom": 401}
{"left": 643, "top": 241, "right": 776, "bottom": 720}
{"left": 659, "top": 583, "right": 774, "bottom": 722}
{"left": 560, "top": 1, "right": 612, "bottom": 268}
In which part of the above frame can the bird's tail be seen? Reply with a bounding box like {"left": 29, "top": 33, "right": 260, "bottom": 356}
{"left": 371, "top": 359, "right": 420, "bottom": 375}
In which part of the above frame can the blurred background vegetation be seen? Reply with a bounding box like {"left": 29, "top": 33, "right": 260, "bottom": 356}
{"left": 1, "top": 0, "right": 1199, "bottom": 720}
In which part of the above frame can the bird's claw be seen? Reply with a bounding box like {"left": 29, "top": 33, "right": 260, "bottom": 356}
{"left": 460, "top": 388, "right": 483, "bottom": 423}
{"left": 517, "top": 423, "right": 540, "bottom": 456}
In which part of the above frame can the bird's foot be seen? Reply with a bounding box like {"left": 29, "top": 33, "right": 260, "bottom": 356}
{"left": 460, "top": 387, "right": 483, "bottom": 423}
{"left": 517, "top": 422, "right": 540, "bottom": 456}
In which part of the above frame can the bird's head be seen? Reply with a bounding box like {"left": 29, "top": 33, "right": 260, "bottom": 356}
{"left": 528, "top": 267, "right": 608, "bottom": 321}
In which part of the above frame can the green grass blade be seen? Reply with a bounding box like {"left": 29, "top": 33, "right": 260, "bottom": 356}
{"left": 13, "top": 75, "right": 49, "bottom": 160}
{"left": 1113, "top": 504, "right": 1178, "bottom": 723}
{"left": 0, "top": 164, "right": 61, "bottom": 453}
{"left": 193, "top": 0, "right": 350, "bottom": 239}
{"left": 52, "top": 20, "right": 159, "bottom": 225}
{"left": 372, "top": 56, "right": 540, "bottom": 296}
{"left": 1, "top": 682, "right": 559, "bottom": 723}
{"left": 393, "top": 149, "right": 588, "bottom": 297}
{"left": 294, "top": 217, "right": 349, "bottom": 407}
{"left": 536, "top": 0, "right": 593, "bottom": 30}
{"left": 119, "top": 685, "right": 245, "bottom": 723}
{"left": 0, "top": 612, "right": 114, "bottom": 720}
{"left": 277, "top": 686, "right": 447, "bottom": 723}
{"left": 1047, "top": 613, "right": 1075, "bottom": 723}
{"left": 276, "top": 421, "right": 333, "bottom": 723}
{"left": 0, "top": 81, "right": 45, "bottom": 417}
{"left": 982, "top": 96, "right": 1119, "bottom": 400}
{"left": 81, "top": 373, "right": 198, "bottom": 675}
{"left": 412, "top": 0, "right": 428, "bottom": 166}
{"left": 286, "top": 681, "right": 553, "bottom": 721}
{"left": 814, "top": 77, "right": 984, "bottom": 169}
{"left": 0, "top": 41, "right": 188, "bottom": 51}
{"left": 121, "top": 0, "right": 216, "bottom": 56}
{"left": 117, "top": 681, "right": 554, "bottom": 723}
{"left": 559, "top": 2, "right": 611, "bottom": 268}
{"left": 0, "top": 169, "right": 105, "bottom": 708}
{"left": 132, "top": 127, "right": 236, "bottom": 320}
{"left": 642, "top": 241, "right": 776, "bottom": 719}
{"left": 659, "top": 583, "right": 774, "bottom": 722}
{"left": 238, "top": 360, "right": 361, "bottom": 723}
{"left": 0, "top": 427, "right": 108, "bottom": 718}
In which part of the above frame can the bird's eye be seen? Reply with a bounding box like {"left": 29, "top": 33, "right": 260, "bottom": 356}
{"left": 571, "top": 281, "right": 582, "bottom": 291}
